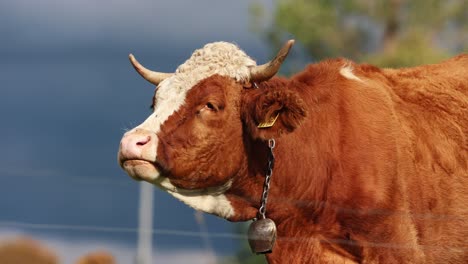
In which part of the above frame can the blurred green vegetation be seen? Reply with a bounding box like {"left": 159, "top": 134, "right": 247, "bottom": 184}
{"left": 226, "top": 1, "right": 467, "bottom": 263}
{"left": 250, "top": 0, "right": 467, "bottom": 68}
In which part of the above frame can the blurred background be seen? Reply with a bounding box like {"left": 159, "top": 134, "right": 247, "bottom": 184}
{"left": 0, "top": 0, "right": 466, "bottom": 263}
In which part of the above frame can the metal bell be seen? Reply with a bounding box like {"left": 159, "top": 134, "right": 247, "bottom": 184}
{"left": 247, "top": 218, "right": 277, "bottom": 254}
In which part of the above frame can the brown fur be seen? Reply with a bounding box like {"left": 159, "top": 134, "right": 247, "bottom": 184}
{"left": 154, "top": 55, "right": 468, "bottom": 263}
{"left": 242, "top": 78, "right": 307, "bottom": 140}
{"left": 157, "top": 76, "right": 246, "bottom": 189}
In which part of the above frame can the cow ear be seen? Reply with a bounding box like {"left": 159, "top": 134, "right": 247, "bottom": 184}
{"left": 242, "top": 86, "right": 307, "bottom": 140}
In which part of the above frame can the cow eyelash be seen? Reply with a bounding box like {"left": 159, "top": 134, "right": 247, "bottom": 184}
{"left": 206, "top": 102, "right": 216, "bottom": 111}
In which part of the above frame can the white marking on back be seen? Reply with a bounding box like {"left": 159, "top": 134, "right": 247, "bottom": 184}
{"left": 128, "top": 42, "right": 258, "bottom": 218}
{"left": 340, "top": 64, "right": 362, "bottom": 82}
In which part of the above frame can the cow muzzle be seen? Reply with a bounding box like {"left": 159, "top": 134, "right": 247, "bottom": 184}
{"left": 118, "top": 128, "right": 159, "bottom": 182}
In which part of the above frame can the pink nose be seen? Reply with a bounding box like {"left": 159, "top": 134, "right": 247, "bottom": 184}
{"left": 119, "top": 129, "right": 155, "bottom": 161}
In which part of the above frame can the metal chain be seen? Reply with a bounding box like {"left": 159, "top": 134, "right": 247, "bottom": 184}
{"left": 258, "top": 138, "right": 276, "bottom": 219}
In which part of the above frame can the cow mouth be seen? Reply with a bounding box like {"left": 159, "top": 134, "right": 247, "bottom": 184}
{"left": 121, "top": 159, "right": 234, "bottom": 196}
{"left": 121, "top": 159, "right": 164, "bottom": 182}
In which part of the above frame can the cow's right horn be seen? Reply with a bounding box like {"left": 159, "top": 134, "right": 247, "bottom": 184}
{"left": 129, "top": 54, "right": 173, "bottom": 86}
{"left": 249, "top": 39, "right": 295, "bottom": 82}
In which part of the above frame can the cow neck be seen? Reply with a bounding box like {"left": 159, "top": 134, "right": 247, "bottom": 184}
{"left": 251, "top": 81, "right": 277, "bottom": 221}
{"left": 242, "top": 80, "right": 281, "bottom": 222}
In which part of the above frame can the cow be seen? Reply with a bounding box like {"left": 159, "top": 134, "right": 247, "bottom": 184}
{"left": 118, "top": 40, "right": 468, "bottom": 263}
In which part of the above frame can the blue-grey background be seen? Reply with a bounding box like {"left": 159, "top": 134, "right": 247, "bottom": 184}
{"left": 0, "top": 0, "right": 273, "bottom": 263}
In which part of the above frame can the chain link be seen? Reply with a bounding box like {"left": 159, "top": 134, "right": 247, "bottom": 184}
{"left": 258, "top": 138, "right": 275, "bottom": 219}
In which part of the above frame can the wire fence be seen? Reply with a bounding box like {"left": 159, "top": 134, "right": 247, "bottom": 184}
{"left": 1, "top": 219, "right": 467, "bottom": 252}
{"left": 3, "top": 172, "right": 465, "bottom": 221}
{"left": 0, "top": 172, "right": 229, "bottom": 263}
{"left": 1, "top": 172, "right": 467, "bottom": 264}
{"left": 0, "top": 220, "right": 244, "bottom": 239}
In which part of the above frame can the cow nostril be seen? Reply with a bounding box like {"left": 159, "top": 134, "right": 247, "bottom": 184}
{"left": 136, "top": 136, "right": 151, "bottom": 146}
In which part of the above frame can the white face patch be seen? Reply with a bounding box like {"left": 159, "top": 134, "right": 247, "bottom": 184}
{"left": 169, "top": 191, "right": 235, "bottom": 219}
{"left": 152, "top": 176, "right": 233, "bottom": 218}
{"left": 340, "top": 64, "right": 362, "bottom": 82}
{"left": 125, "top": 42, "right": 257, "bottom": 218}
{"left": 150, "top": 177, "right": 234, "bottom": 218}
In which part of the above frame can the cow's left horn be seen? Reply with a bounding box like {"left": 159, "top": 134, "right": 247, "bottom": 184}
{"left": 249, "top": 39, "right": 295, "bottom": 82}
{"left": 129, "top": 54, "right": 173, "bottom": 86}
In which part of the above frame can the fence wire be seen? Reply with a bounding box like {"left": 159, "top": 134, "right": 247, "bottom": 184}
{"left": 1, "top": 220, "right": 467, "bottom": 253}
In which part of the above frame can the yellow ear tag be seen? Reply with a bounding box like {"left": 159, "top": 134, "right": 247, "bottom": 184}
{"left": 257, "top": 113, "right": 280, "bottom": 128}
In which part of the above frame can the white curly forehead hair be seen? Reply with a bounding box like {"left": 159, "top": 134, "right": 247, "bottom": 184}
{"left": 175, "top": 42, "right": 256, "bottom": 84}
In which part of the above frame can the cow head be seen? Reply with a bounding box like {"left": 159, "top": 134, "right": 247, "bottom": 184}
{"left": 118, "top": 40, "right": 307, "bottom": 220}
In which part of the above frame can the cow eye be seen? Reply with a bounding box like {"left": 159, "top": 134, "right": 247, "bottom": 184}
{"left": 205, "top": 102, "right": 216, "bottom": 111}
